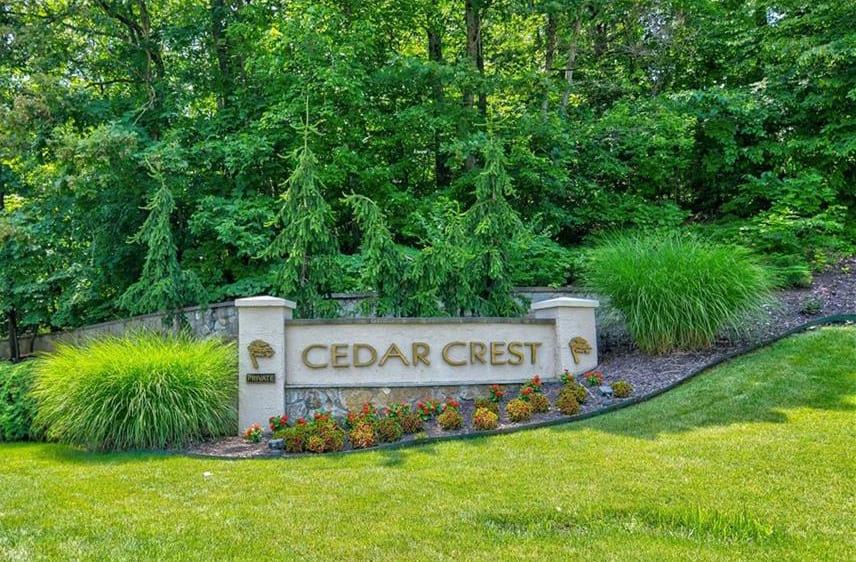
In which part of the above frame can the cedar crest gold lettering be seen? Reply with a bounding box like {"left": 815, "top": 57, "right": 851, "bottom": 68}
{"left": 300, "top": 341, "right": 542, "bottom": 369}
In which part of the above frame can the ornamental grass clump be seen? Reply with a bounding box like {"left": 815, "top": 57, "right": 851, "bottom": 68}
{"left": 581, "top": 231, "right": 776, "bottom": 354}
{"left": 31, "top": 331, "right": 236, "bottom": 451}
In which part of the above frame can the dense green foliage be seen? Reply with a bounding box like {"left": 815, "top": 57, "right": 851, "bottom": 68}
{"left": 1, "top": 327, "right": 852, "bottom": 560}
{"left": 0, "top": 360, "right": 38, "bottom": 441}
{"left": 1, "top": 1, "right": 853, "bottom": 332}
{"left": 31, "top": 333, "right": 237, "bottom": 451}
{"left": 582, "top": 231, "right": 776, "bottom": 353}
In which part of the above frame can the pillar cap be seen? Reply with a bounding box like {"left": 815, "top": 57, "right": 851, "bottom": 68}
{"left": 235, "top": 295, "right": 297, "bottom": 309}
{"left": 530, "top": 297, "right": 599, "bottom": 311}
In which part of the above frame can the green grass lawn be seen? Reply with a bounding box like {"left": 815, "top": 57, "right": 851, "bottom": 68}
{"left": 1, "top": 327, "right": 854, "bottom": 561}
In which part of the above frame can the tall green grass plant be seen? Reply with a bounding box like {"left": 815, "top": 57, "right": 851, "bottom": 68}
{"left": 582, "top": 231, "right": 777, "bottom": 353}
{"left": 32, "top": 332, "right": 236, "bottom": 451}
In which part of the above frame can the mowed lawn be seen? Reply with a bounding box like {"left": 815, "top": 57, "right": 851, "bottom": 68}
{"left": 1, "top": 327, "right": 854, "bottom": 561}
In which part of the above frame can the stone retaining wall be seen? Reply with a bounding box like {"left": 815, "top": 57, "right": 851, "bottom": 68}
{"left": 0, "top": 288, "right": 579, "bottom": 360}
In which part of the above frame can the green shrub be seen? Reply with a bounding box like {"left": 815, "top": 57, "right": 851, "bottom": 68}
{"left": 555, "top": 389, "right": 580, "bottom": 415}
{"left": 437, "top": 407, "right": 463, "bottom": 431}
{"left": 582, "top": 231, "right": 776, "bottom": 353}
{"left": 528, "top": 392, "right": 550, "bottom": 414}
{"left": 474, "top": 397, "right": 499, "bottom": 416}
{"left": 611, "top": 381, "right": 633, "bottom": 398}
{"left": 31, "top": 332, "right": 237, "bottom": 451}
{"left": 472, "top": 407, "right": 499, "bottom": 431}
{"left": 505, "top": 399, "right": 532, "bottom": 423}
{"left": 373, "top": 417, "right": 403, "bottom": 443}
{"left": 0, "top": 361, "right": 40, "bottom": 442}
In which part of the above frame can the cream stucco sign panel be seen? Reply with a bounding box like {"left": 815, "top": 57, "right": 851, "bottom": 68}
{"left": 285, "top": 320, "right": 557, "bottom": 387}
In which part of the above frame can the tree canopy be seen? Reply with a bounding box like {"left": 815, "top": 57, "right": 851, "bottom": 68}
{"left": 1, "top": 1, "right": 853, "bottom": 336}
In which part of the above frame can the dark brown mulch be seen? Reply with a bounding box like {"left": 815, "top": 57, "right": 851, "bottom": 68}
{"left": 186, "top": 257, "right": 856, "bottom": 459}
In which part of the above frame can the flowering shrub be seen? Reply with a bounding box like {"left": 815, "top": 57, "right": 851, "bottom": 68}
{"left": 521, "top": 375, "right": 543, "bottom": 397}
{"left": 555, "top": 389, "right": 581, "bottom": 415}
{"left": 474, "top": 397, "right": 500, "bottom": 416}
{"left": 559, "top": 369, "right": 574, "bottom": 385}
{"left": 345, "top": 402, "right": 378, "bottom": 429}
{"left": 505, "top": 399, "right": 532, "bottom": 423}
{"left": 349, "top": 421, "right": 376, "bottom": 449}
{"left": 386, "top": 402, "right": 411, "bottom": 420}
{"left": 275, "top": 413, "right": 344, "bottom": 453}
{"left": 440, "top": 397, "right": 460, "bottom": 413}
{"left": 488, "top": 384, "right": 506, "bottom": 402}
{"left": 242, "top": 423, "right": 263, "bottom": 443}
{"left": 416, "top": 399, "right": 441, "bottom": 421}
{"left": 584, "top": 371, "right": 604, "bottom": 387}
{"left": 528, "top": 392, "right": 550, "bottom": 414}
{"left": 611, "top": 381, "right": 634, "bottom": 398}
{"left": 268, "top": 414, "right": 288, "bottom": 432}
{"left": 374, "top": 417, "right": 403, "bottom": 443}
{"left": 437, "top": 407, "right": 463, "bottom": 430}
{"left": 472, "top": 407, "right": 499, "bottom": 431}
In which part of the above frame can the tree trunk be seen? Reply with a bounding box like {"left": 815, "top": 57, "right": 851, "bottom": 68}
{"left": 428, "top": 28, "right": 451, "bottom": 188}
{"left": 8, "top": 307, "right": 20, "bottom": 362}
{"left": 560, "top": 17, "right": 581, "bottom": 115}
{"left": 541, "top": 12, "right": 557, "bottom": 119}
{"left": 210, "top": 0, "right": 232, "bottom": 108}
{"left": 466, "top": 1, "right": 487, "bottom": 117}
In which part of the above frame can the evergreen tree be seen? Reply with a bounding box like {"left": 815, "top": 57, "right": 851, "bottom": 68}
{"left": 263, "top": 105, "right": 340, "bottom": 318}
{"left": 118, "top": 155, "right": 204, "bottom": 330}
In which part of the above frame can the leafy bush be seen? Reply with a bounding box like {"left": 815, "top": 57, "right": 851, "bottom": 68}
{"left": 349, "top": 421, "right": 376, "bottom": 449}
{"left": 564, "top": 381, "right": 588, "bottom": 404}
{"left": 309, "top": 412, "right": 346, "bottom": 453}
{"left": 582, "top": 231, "right": 776, "bottom": 353}
{"left": 276, "top": 424, "right": 311, "bottom": 454}
{"left": 505, "top": 399, "right": 532, "bottom": 423}
{"left": 474, "top": 397, "right": 500, "bottom": 416}
{"left": 528, "top": 392, "right": 550, "bottom": 414}
{"left": 555, "top": 389, "right": 581, "bottom": 415}
{"left": 0, "top": 361, "right": 40, "bottom": 442}
{"left": 399, "top": 412, "right": 424, "bottom": 434}
{"left": 611, "top": 381, "right": 634, "bottom": 398}
{"left": 437, "top": 407, "right": 463, "bottom": 431}
{"left": 31, "top": 332, "right": 237, "bottom": 451}
{"left": 472, "top": 407, "right": 499, "bottom": 431}
{"left": 373, "top": 417, "right": 403, "bottom": 443}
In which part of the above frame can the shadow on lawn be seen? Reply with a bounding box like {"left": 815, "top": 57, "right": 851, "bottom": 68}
{"left": 548, "top": 325, "right": 856, "bottom": 441}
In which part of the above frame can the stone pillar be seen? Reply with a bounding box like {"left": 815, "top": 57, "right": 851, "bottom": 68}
{"left": 235, "top": 296, "right": 296, "bottom": 433}
{"left": 530, "top": 297, "right": 599, "bottom": 376}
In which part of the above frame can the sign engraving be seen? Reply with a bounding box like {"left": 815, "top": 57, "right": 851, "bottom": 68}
{"left": 569, "top": 337, "right": 592, "bottom": 364}
{"left": 246, "top": 373, "right": 276, "bottom": 384}
{"left": 247, "top": 339, "right": 274, "bottom": 369}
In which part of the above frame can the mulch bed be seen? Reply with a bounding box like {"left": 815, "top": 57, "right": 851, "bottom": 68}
{"left": 186, "top": 257, "right": 856, "bottom": 459}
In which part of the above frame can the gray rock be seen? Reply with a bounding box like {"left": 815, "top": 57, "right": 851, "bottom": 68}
{"left": 268, "top": 438, "right": 284, "bottom": 450}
